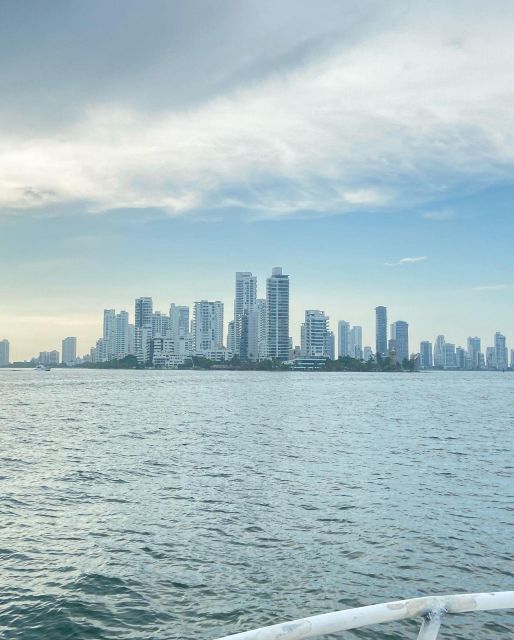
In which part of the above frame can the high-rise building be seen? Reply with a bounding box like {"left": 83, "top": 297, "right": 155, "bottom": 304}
{"left": 103, "top": 309, "right": 116, "bottom": 360}
{"left": 486, "top": 346, "right": 496, "bottom": 369}
{"left": 193, "top": 301, "right": 224, "bottom": 353}
{"left": 0, "top": 339, "right": 9, "bottom": 367}
{"left": 301, "top": 310, "right": 332, "bottom": 357}
{"left": 338, "top": 321, "right": 350, "bottom": 358}
{"left": 169, "top": 304, "right": 190, "bottom": 339}
{"left": 349, "top": 326, "right": 363, "bottom": 359}
{"left": 390, "top": 321, "right": 409, "bottom": 364}
{"left": 39, "top": 350, "right": 60, "bottom": 366}
{"left": 510, "top": 349, "right": 514, "bottom": 370}
{"left": 247, "top": 299, "right": 267, "bottom": 361}
{"left": 375, "top": 306, "right": 387, "bottom": 357}
{"left": 266, "top": 267, "right": 289, "bottom": 361}
{"left": 135, "top": 297, "right": 153, "bottom": 328}
{"left": 443, "top": 343, "right": 457, "bottom": 369}
{"left": 494, "top": 331, "right": 508, "bottom": 370}
{"left": 434, "top": 335, "right": 445, "bottom": 368}
{"left": 467, "top": 336, "right": 481, "bottom": 369}
{"left": 234, "top": 272, "right": 257, "bottom": 356}
{"left": 135, "top": 297, "right": 153, "bottom": 364}
{"left": 455, "top": 346, "right": 466, "bottom": 369}
{"left": 115, "top": 311, "right": 129, "bottom": 359}
{"left": 62, "top": 337, "right": 77, "bottom": 366}
{"left": 152, "top": 311, "right": 170, "bottom": 338}
{"left": 226, "top": 320, "right": 236, "bottom": 354}
{"left": 420, "top": 341, "right": 433, "bottom": 369}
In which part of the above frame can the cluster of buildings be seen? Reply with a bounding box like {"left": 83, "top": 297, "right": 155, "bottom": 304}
{"left": 419, "top": 332, "right": 511, "bottom": 371}
{"left": 1, "top": 266, "right": 512, "bottom": 371}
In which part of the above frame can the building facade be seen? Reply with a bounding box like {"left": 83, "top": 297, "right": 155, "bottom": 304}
{"left": 420, "top": 341, "right": 433, "bottom": 369}
{"left": 266, "top": 267, "right": 289, "bottom": 361}
{"left": 390, "top": 320, "right": 409, "bottom": 364}
{"left": 62, "top": 337, "right": 77, "bottom": 366}
{"left": 193, "top": 301, "right": 224, "bottom": 354}
{"left": 0, "top": 339, "right": 9, "bottom": 367}
{"left": 375, "top": 306, "right": 388, "bottom": 357}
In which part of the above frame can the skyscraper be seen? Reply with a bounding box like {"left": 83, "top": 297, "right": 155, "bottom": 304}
{"left": 375, "top": 306, "right": 387, "bottom": 357}
{"left": 247, "top": 298, "right": 267, "bottom": 361}
{"left": 301, "top": 310, "right": 331, "bottom": 357}
{"left": 135, "top": 297, "right": 153, "bottom": 364}
{"left": 420, "top": 341, "right": 433, "bottom": 369}
{"left": 0, "top": 339, "right": 9, "bottom": 367}
{"left": 390, "top": 320, "right": 409, "bottom": 364}
{"left": 467, "top": 336, "right": 481, "bottom": 369}
{"left": 115, "top": 311, "right": 129, "bottom": 359}
{"left": 349, "top": 326, "right": 363, "bottom": 359}
{"left": 169, "top": 304, "right": 190, "bottom": 338}
{"left": 338, "top": 321, "right": 350, "bottom": 358}
{"left": 103, "top": 309, "right": 116, "bottom": 360}
{"left": 494, "top": 331, "right": 508, "bottom": 370}
{"left": 135, "top": 297, "right": 153, "bottom": 329}
{"left": 266, "top": 267, "right": 289, "bottom": 361}
{"left": 443, "top": 343, "right": 457, "bottom": 369}
{"left": 193, "top": 301, "right": 224, "bottom": 353}
{"left": 62, "top": 337, "right": 77, "bottom": 365}
{"left": 234, "top": 272, "right": 257, "bottom": 356}
{"left": 434, "top": 335, "right": 445, "bottom": 368}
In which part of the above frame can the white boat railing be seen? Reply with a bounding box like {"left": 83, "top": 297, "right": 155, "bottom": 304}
{"left": 213, "top": 591, "right": 514, "bottom": 640}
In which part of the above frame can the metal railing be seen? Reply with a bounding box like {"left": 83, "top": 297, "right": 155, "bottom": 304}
{"left": 214, "top": 591, "right": 514, "bottom": 640}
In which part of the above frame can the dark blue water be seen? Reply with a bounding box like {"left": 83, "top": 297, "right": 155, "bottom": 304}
{"left": 0, "top": 369, "right": 513, "bottom": 639}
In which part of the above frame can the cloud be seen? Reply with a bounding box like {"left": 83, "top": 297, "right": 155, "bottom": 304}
{"left": 385, "top": 256, "right": 428, "bottom": 267}
{"left": 2, "top": 5, "right": 514, "bottom": 219}
{"left": 422, "top": 208, "right": 456, "bottom": 221}
{"left": 468, "top": 284, "right": 513, "bottom": 292}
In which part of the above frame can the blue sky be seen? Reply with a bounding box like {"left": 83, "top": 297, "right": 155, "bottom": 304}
{"left": 1, "top": 1, "right": 513, "bottom": 359}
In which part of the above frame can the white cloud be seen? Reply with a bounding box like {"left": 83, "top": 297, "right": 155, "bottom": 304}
{"left": 385, "top": 256, "right": 428, "bottom": 267}
{"left": 422, "top": 208, "right": 456, "bottom": 221}
{"left": 468, "top": 284, "right": 513, "bottom": 292}
{"left": 2, "top": 6, "right": 514, "bottom": 218}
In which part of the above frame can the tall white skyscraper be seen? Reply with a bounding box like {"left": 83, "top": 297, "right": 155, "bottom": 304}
{"left": 349, "top": 326, "right": 363, "bottom": 359}
{"left": 247, "top": 298, "right": 267, "bottom": 361}
{"left": 193, "top": 301, "right": 224, "bottom": 353}
{"left": 338, "top": 321, "right": 350, "bottom": 358}
{"left": 233, "top": 272, "right": 257, "bottom": 357}
{"left": 301, "top": 310, "right": 331, "bottom": 357}
{"left": 103, "top": 309, "right": 116, "bottom": 360}
{"left": 390, "top": 321, "right": 409, "bottom": 364}
{"left": 266, "top": 267, "right": 289, "bottom": 361}
{"left": 434, "top": 335, "right": 445, "bottom": 367}
{"left": 115, "top": 311, "right": 129, "bottom": 359}
{"left": 62, "top": 337, "right": 77, "bottom": 365}
{"left": 0, "top": 339, "right": 10, "bottom": 367}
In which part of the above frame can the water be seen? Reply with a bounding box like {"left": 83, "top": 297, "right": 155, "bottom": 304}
{"left": 0, "top": 369, "right": 513, "bottom": 639}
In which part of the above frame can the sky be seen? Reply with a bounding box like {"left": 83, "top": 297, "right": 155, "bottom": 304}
{"left": 1, "top": 0, "right": 514, "bottom": 360}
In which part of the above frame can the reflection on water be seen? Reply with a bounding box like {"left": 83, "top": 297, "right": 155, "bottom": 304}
{"left": 0, "top": 370, "right": 513, "bottom": 639}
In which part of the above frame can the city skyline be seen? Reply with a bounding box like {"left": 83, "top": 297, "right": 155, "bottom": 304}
{"left": 1, "top": 266, "right": 511, "bottom": 369}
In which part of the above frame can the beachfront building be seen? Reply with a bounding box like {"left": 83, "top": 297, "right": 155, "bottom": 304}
{"left": 266, "top": 267, "right": 289, "bottom": 361}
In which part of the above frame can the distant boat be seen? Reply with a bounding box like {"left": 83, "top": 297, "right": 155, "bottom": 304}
{"left": 35, "top": 364, "right": 51, "bottom": 371}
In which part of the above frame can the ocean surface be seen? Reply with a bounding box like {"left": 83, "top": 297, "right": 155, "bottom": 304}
{"left": 0, "top": 369, "right": 513, "bottom": 640}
